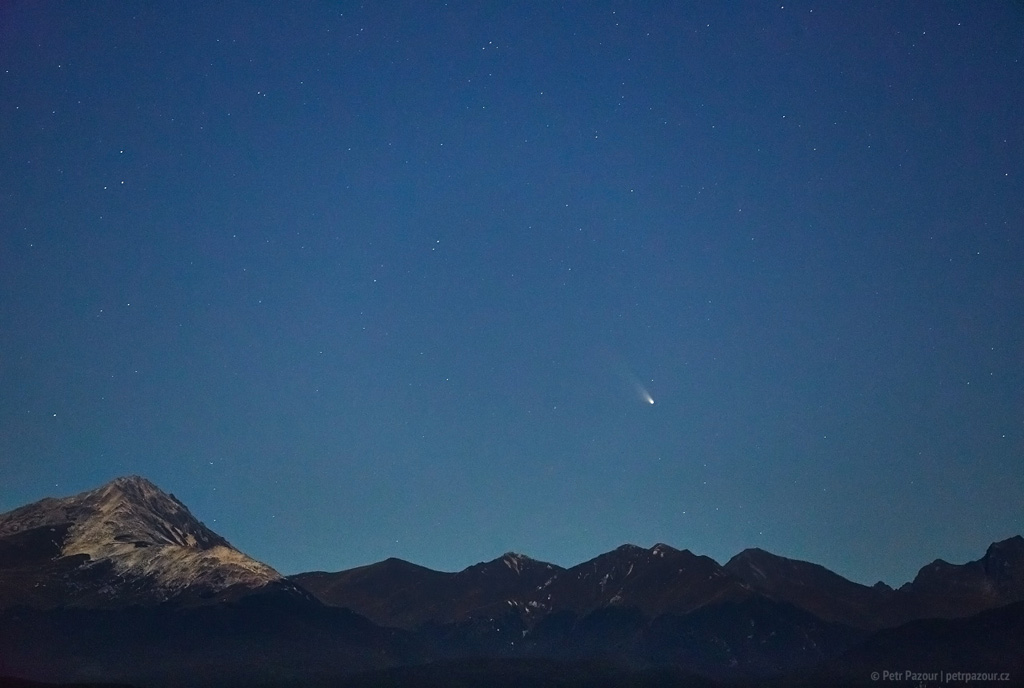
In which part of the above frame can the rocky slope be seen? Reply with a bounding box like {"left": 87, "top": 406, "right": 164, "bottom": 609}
{"left": 0, "top": 475, "right": 288, "bottom": 608}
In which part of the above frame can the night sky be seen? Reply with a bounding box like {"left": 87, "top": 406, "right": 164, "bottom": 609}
{"left": 2, "top": 2, "right": 1022, "bottom": 587}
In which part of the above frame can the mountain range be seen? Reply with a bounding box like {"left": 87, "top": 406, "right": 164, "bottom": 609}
{"left": 0, "top": 476, "right": 1021, "bottom": 687}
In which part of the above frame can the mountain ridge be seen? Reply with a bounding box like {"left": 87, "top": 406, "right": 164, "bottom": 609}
{"left": 1, "top": 476, "right": 1021, "bottom": 686}
{"left": 4, "top": 476, "right": 1021, "bottom": 627}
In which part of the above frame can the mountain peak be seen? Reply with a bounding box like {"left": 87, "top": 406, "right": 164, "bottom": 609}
{"left": 724, "top": 548, "right": 870, "bottom": 590}
{"left": 63, "top": 475, "right": 229, "bottom": 559}
{"left": 613, "top": 543, "right": 646, "bottom": 555}
{"left": 0, "top": 476, "right": 285, "bottom": 608}
{"left": 986, "top": 535, "right": 1024, "bottom": 557}
{"left": 102, "top": 474, "right": 169, "bottom": 502}
{"left": 649, "top": 543, "right": 679, "bottom": 557}
{"left": 500, "top": 551, "right": 530, "bottom": 573}
{"left": 464, "top": 551, "right": 559, "bottom": 578}
{"left": 981, "top": 536, "right": 1024, "bottom": 590}
{"left": 109, "top": 474, "right": 159, "bottom": 489}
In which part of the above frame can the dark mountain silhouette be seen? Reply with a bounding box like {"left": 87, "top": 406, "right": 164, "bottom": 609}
{"left": 899, "top": 535, "right": 1024, "bottom": 619}
{"left": 721, "top": 539, "right": 1024, "bottom": 631}
{"left": 293, "top": 551, "right": 562, "bottom": 628}
{"left": 0, "top": 476, "right": 1020, "bottom": 687}
{"left": 0, "top": 589, "right": 419, "bottom": 687}
{"left": 525, "top": 543, "right": 749, "bottom": 618}
{"left": 846, "top": 599, "right": 1024, "bottom": 673}
{"left": 640, "top": 595, "right": 864, "bottom": 679}
{"left": 723, "top": 548, "right": 902, "bottom": 629}
{"left": 786, "top": 600, "right": 1024, "bottom": 687}
{"left": 292, "top": 556, "right": 450, "bottom": 627}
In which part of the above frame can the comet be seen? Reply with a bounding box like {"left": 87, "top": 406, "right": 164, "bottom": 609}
{"left": 634, "top": 382, "right": 655, "bottom": 405}
{"left": 602, "top": 349, "right": 656, "bottom": 406}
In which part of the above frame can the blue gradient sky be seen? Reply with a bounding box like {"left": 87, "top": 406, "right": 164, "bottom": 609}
{"left": 2, "top": 1, "right": 1022, "bottom": 586}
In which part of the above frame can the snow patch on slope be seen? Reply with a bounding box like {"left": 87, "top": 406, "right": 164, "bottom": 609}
{"left": 502, "top": 552, "right": 529, "bottom": 574}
